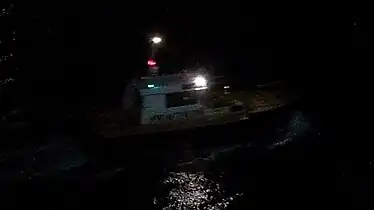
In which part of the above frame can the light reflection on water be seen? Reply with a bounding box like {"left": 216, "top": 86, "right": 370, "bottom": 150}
{"left": 154, "top": 172, "right": 243, "bottom": 210}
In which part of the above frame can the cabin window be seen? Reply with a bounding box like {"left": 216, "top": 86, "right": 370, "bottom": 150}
{"left": 166, "top": 91, "right": 198, "bottom": 108}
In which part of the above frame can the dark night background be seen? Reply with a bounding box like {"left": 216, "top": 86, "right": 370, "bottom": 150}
{"left": 6, "top": 2, "right": 368, "bottom": 110}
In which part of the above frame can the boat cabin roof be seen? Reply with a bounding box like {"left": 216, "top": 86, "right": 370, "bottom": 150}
{"left": 138, "top": 73, "right": 201, "bottom": 88}
{"left": 128, "top": 73, "right": 204, "bottom": 96}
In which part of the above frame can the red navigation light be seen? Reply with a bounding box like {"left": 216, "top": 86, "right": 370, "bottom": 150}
{"left": 147, "top": 59, "right": 156, "bottom": 66}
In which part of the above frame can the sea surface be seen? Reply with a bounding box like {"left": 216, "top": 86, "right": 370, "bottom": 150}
{"left": 0, "top": 97, "right": 371, "bottom": 209}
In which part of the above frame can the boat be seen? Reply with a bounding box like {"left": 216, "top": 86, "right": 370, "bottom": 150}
{"left": 117, "top": 72, "right": 248, "bottom": 136}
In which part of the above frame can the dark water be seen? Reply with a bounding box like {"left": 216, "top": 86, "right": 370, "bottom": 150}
{"left": 0, "top": 98, "right": 371, "bottom": 209}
